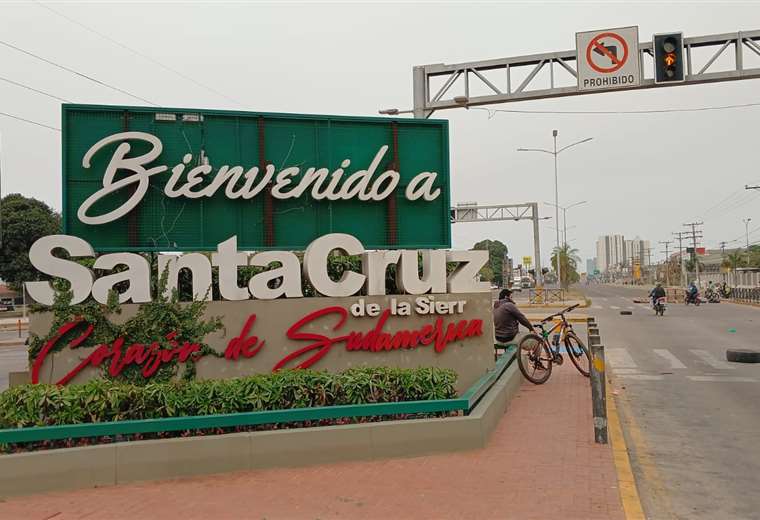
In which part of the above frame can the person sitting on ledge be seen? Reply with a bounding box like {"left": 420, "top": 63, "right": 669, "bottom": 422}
{"left": 493, "top": 288, "right": 535, "bottom": 344}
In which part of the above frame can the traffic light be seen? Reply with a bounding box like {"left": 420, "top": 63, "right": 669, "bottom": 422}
{"left": 654, "top": 33, "right": 684, "bottom": 83}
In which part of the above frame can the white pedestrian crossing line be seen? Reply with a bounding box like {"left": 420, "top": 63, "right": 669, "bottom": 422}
{"left": 618, "top": 374, "right": 665, "bottom": 381}
{"left": 610, "top": 305, "right": 620, "bottom": 310}
{"left": 653, "top": 349, "right": 687, "bottom": 369}
{"left": 610, "top": 368, "right": 639, "bottom": 374}
{"left": 687, "top": 376, "right": 757, "bottom": 382}
{"left": 606, "top": 348, "right": 637, "bottom": 368}
{"left": 689, "top": 349, "right": 735, "bottom": 370}
{"left": 592, "top": 305, "right": 603, "bottom": 310}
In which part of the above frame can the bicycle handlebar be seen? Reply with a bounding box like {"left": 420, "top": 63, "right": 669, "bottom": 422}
{"left": 539, "top": 303, "right": 580, "bottom": 323}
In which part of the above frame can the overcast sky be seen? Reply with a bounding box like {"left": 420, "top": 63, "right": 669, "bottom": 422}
{"left": 2, "top": 1, "right": 760, "bottom": 270}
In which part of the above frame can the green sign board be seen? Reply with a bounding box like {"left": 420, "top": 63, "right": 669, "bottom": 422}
{"left": 62, "top": 104, "right": 451, "bottom": 252}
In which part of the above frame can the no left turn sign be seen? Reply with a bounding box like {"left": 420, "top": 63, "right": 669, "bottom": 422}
{"left": 576, "top": 26, "right": 640, "bottom": 91}
{"left": 586, "top": 32, "right": 629, "bottom": 73}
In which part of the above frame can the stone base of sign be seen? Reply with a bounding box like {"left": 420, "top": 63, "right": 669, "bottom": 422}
{"left": 30, "top": 292, "right": 495, "bottom": 394}
{"left": 0, "top": 363, "right": 522, "bottom": 498}
{"left": 8, "top": 371, "right": 29, "bottom": 387}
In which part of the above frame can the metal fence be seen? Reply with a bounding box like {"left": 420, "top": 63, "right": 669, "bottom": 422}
{"left": 528, "top": 288, "right": 565, "bottom": 304}
{"left": 729, "top": 287, "right": 760, "bottom": 304}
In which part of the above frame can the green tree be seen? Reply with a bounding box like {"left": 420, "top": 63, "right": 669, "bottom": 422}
{"left": 685, "top": 257, "right": 704, "bottom": 273}
{"left": 722, "top": 250, "right": 745, "bottom": 273}
{"left": 472, "top": 239, "right": 508, "bottom": 286}
{"left": 0, "top": 194, "right": 60, "bottom": 291}
{"left": 551, "top": 245, "right": 580, "bottom": 289}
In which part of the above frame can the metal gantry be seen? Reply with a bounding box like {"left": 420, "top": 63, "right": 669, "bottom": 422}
{"left": 412, "top": 30, "right": 760, "bottom": 118}
{"left": 450, "top": 202, "right": 544, "bottom": 286}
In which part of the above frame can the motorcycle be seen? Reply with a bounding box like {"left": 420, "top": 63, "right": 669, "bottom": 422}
{"left": 685, "top": 291, "right": 701, "bottom": 306}
{"left": 705, "top": 287, "right": 721, "bottom": 303}
{"left": 653, "top": 297, "right": 667, "bottom": 316}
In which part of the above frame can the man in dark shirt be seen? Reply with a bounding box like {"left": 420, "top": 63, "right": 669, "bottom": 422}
{"left": 493, "top": 288, "right": 535, "bottom": 343}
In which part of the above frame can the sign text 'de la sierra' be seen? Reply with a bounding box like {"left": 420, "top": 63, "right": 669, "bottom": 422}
{"left": 62, "top": 105, "right": 452, "bottom": 252}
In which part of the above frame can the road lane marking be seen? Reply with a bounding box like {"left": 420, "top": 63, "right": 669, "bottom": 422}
{"left": 653, "top": 349, "right": 687, "bottom": 369}
{"left": 607, "top": 348, "right": 637, "bottom": 368}
{"left": 689, "top": 349, "right": 735, "bottom": 370}
{"left": 612, "top": 368, "right": 640, "bottom": 374}
{"left": 617, "top": 374, "right": 664, "bottom": 381}
{"left": 606, "top": 378, "right": 647, "bottom": 520}
{"left": 610, "top": 305, "right": 620, "bottom": 310}
{"left": 592, "top": 305, "right": 604, "bottom": 309}
{"left": 687, "top": 376, "right": 757, "bottom": 382}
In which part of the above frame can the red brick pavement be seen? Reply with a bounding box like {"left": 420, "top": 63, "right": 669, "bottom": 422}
{"left": 0, "top": 362, "right": 625, "bottom": 520}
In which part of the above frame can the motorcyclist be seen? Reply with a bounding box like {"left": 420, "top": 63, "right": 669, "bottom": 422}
{"left": 649, "top": 282, "right": 666, "bottom": 306}
{"left": 687, "top": 281, "right": 699, "bottom": 303}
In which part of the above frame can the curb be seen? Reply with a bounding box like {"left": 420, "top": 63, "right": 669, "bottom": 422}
{"left": 724, "top": 299, "right": 760, "bottom": 309}
{"left": 606, "top": 376, "right": 646, "bottom": 520}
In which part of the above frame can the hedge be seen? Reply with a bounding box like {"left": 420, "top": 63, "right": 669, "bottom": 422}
{"left": 0, "top": 367, "right": 457, "bottom": 429}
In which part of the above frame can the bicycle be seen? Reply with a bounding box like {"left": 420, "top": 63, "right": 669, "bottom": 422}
{"left": 516, "top": 303, "right": 591, "bottom": 385}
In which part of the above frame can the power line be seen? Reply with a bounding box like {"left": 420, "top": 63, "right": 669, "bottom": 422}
{"left": 699, "top": 189, "right": 749, "bottom": 218}
{"left": 35, "top": 1, "right": 245, "bottom": 108}
{"left": 0, "top": 110, "right": 60, "bottom": 131}
{"left": 471, "top": 101, "right": 760, "bottom": 117}
{"left": 0, "top": 38, "right": 158, "bottom": 106}
{"left": 0, "top": 74, "right": 72, "bottom": 103}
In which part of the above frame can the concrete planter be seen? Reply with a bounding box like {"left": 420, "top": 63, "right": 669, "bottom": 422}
{"left": 0, "top": 363, "right": 521, "bottom": 499}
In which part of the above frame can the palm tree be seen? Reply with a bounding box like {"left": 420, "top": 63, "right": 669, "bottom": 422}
{"left": 723, "top": 251, "right": 745, "bottom": 278}
{"left": 551, "top": 245, "right": 580, "bottom": 289}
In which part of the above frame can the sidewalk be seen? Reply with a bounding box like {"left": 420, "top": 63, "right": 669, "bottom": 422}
{"left": 0, "top": 363, "right": 626, "bottom": 520}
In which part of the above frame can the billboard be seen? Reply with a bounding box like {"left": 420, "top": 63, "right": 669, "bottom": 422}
{"left": 62, "top": 105, "right": 451, "bottom": 252}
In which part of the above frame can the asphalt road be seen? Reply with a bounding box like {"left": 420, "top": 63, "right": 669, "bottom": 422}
{"left": 582, "top": 284, "right": 760, "bottom": 520}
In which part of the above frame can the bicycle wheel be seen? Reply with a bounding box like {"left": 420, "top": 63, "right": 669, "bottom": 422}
{"left": 564, "top": 331, "right": 591, "bottom": 377}
{"left": 517, "top": 334, "right": 553, "bottom": 384}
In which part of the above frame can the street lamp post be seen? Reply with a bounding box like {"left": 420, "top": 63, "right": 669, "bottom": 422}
{"left": 518, "top": 132, "right": 592, "bottom": 288}
{"left": 545, "top": 200, "right": 588, "bottom": 248}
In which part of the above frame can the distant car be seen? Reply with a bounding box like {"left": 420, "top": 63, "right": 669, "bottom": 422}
{"left": 490, "top": 284, "right": 499, "bottom": 290}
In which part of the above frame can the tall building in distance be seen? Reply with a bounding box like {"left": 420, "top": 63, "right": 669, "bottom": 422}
{"left": 626, "top": 238, "right": 651, "bottom": 267}
{"left": 596, "top": 234, "right": 625, "bottom": 272}
{"left": 596, "top": 235, "right": 650, "bottom": 272}
{"left": 586, "top": 258, "right": 597, "bottom": 274}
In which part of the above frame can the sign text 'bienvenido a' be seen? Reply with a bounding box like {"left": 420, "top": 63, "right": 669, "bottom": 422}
{"left": 78, "top": 132, "right": 441, "bottom": 226}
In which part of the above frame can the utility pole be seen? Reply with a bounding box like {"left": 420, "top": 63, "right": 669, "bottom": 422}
{"left": 719, "top": 241, "right": 728, "bottom": 284}
{"left": 673, "top": 232, "right": 688, "bottom": 286}
{"left": 683, "top": 222, "right": 704, "bottom": 288}
{"left": 743, "top": 218, "right": 752, "bottom": 265}
{"left": 659, "top": 240, "right": 672, "bottom": 286}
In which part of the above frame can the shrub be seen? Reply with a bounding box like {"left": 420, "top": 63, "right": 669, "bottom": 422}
{"left": 0, "top": 366, "right": 457, "bottom": 429}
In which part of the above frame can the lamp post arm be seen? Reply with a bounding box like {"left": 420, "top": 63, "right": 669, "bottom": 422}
{"left": 516, "top": 147, "right": 554, "bottom": 155}
{"left": 557, "top": 137, "right": 593, "bottom": 154}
